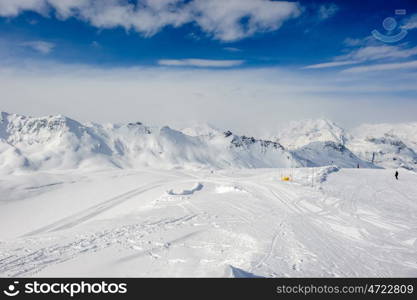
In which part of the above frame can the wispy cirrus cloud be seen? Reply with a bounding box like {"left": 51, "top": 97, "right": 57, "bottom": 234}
{"left": 338, "top": 45, "right": 417, "bottom": 61}
{"left": 342, "top": 60, "right": 417, "bottom": 73}
{"left": 223, "top": 47, "right": 242, "bottom": 52}
{"left": 304, "top": 60, "right": 358, "bottom": 69}
{"left": 304, "top": 44, "right": 417, "bottom": 69}
{"left": 304, "top": 17, "right": 417, "bottom": 72}
{"left": 0, "top": 0, "right": 302, "bottom": 42}
{"left": 158, "top": 58, "right": 245, "bottom": 68}
{"left": 318, "top": 3, "right": 338, "bottom": 20}
{"left": 20, "top": 40, "right": 55, "bottom": 54}
{"left": 342, "top": 36, "right": 375, "bottom": 47}
{"left": 402, "top": 13, "right": 417, "bottom": 30}
{"left": 305, "top": 14, "right": 417, "bottom": 72}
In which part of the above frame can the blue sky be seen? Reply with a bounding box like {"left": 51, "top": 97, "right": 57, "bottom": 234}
{"left": 0, "top": 0, "right": 417, "bottom": 134}
{"left": 1, "top": 0, "right": 416, "bottom": 68}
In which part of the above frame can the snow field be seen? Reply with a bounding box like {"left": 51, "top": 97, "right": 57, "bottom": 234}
{"left": 1, "top": 167, "right": 416, "bottom": 277}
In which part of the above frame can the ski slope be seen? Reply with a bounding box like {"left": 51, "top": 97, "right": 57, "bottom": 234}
{"left": 0, "top": 167, "right": 416, "bottom": 277}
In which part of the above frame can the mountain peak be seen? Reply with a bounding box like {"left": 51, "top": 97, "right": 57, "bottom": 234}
{"left": 180, "top": 123, "right": 222, "bottom": 138}
{"left": 287, "top": 118, "right": 342, "bottom": 131}
{"left": 274, "top": 119, "right": 346, "bottom": 150}
{"left": 0, "top": 111, "right": 9, "bottom": 120}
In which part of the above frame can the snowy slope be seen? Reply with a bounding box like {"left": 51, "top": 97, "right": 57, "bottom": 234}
{"left": 1, "top": 112, "right": 417, "bottom": 277}
{"left": 0, "top": 167, "right": 416, "bottom": 277}
{"left": 291, "top": 141, "right": 375, "bottom": 168}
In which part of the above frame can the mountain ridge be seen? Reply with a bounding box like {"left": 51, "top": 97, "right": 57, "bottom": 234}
{"left": 2, "top": 111, "right": 416, "bottom": 173}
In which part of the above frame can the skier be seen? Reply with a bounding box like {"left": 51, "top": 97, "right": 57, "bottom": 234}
{"left": 395, "top": 171, "right": 399, "bottom": 180}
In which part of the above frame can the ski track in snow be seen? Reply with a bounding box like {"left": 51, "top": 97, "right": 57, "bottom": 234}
{"left": 0, "top": 168, "right": 416, "bottom": 277}
{"left": 0, "top": 215, "right": 200, "bottom": 277}
{"left": 23, "top": 181, "right": 169, "bottom": 237}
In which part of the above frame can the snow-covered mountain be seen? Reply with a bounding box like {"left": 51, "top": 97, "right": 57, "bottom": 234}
{"left": 0, "top": 112, "right": 303, "bottom": 173}
{"left": 347, "top": 123, "right": 417, "bottom": 170}
{"left": 2, "top": 113, "right": 417, "bottom": 278}
{"left": 291, "top": 141, "right": 375, "bottom": 168}
{"left": 180, "top": 123, "right": 221, "bottom": 138}
{"left": 273, "top": 119, "right": 347, "bottom": 150}
{"left": 273, "top": 119, "right": 417, "bottom": 171}
{"left": 351, "top": 123, "right": 417, "bottom": 150}
{"left": 2, "top": 112, "right": 416, "bottom": 173}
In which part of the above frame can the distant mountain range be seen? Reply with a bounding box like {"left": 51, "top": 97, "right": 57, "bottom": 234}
{"left": 271, "top": 119, "right": 417, "bottom": 171}
{"left": 1, "top": 111, "right": 416, "bottom": 174}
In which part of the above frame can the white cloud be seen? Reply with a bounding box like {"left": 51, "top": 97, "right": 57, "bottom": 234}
{"left": 343, "top": 38, "right": 362, "bottom": 47}
{"left": 91, "top": 41, "right": 101, "bottom": 48}
{"left": 223, "top": 47, "right": 242, "bottom": 52}
{"left": 21, "top": 40, "right": 55, "bottom": 54}
{"left": 304, "top": 45, "right": 417, "bottom": 69}
{"left": 342, "top": 60, "right": 417, "bottom": 73}
{"left": 402, "top": 13, "right": 417, "bottom": 30}
{"left": 188, "top": 0, "right": 301, "bottom": 41}
{"left": 158, "top": 59, "right": 245, "bottom": 67}
{"left": 338, "top": 45, "right": 417, "bottom": 61}
{"left": 318, "top": 3, "right": 338, "bottom": 20}
{"left": 343, "top": 36, "right": 376, "bottom": 47}
{"left": 303, "top": 60, "right": 359, "bottom": 69}
{"left": 1, "top": 60, "right": 417, "bottom": 135}
{"left": 0, "top": 0, "right": 47, "bottom": 17}
{"left": 0, "top": 0, "right": 302, "bottom": 42}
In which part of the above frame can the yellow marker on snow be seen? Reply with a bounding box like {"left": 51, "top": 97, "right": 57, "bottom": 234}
{"left": 281, "top": 176, "right": 291, "bottom": 181}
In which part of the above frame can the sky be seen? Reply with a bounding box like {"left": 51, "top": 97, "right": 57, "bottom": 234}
{"left": 0, "top": 0, "right": 417, "bottom": 135}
